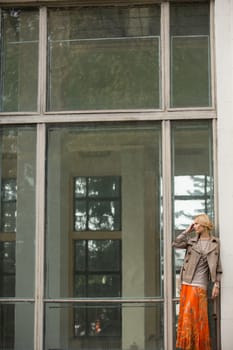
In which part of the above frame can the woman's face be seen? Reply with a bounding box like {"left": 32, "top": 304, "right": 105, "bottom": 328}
{"left": 193, "top": 221, "right": 205, "bottom": 234}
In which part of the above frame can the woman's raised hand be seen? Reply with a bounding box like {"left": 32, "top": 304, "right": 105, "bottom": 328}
{"left": 184, "top": 223, "right": 194, "bottom": 234}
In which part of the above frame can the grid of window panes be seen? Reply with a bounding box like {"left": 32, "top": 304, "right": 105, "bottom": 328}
{"left": 0, "top": 3, "right": 218, "bottom": 350}
{"left": 74, "top": 176, "right": 121, "bottom": 231}
{"left": 0, "top": 2, "right": 212, "bottom": 112}
{"left": 73, "top": 239, "right": 121, "bottom": 337}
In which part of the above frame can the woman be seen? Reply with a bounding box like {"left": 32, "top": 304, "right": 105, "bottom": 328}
{"left": 173, "top": 213, "right": 222, "bottom": 350}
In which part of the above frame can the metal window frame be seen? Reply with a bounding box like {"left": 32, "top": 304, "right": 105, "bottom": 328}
{"left": 0, "top": 2, "right": 219, "bottom": 350}
{"left": 0, "top": 1, "right": 216, "bottom": 122}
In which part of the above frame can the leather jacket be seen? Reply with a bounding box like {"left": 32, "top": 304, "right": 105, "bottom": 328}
{"left": 173, "top": 232, "right": 222, "bottom": 284}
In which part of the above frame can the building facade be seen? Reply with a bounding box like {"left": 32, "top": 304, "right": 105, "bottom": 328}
{"left": 0, "top": 0, "right": 232, "bottom": 349}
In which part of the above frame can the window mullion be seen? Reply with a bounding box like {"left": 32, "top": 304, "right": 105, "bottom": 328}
{"left": 212, "top": 118, "right": 221, "bottom": 350}
{"left": 38, "top": 7, "right": 47, "bottom": 114}
{"left": 162, "top": 119, "right": 173, "bottom": 350}
{"left": 212, "top": 119, "right": 218, "bottom": 228}
{"left": 210, "top": 0, "right": 216, "bottom": 109}
{"left": 34, "top": 123, "right": 46, "bottom": 350}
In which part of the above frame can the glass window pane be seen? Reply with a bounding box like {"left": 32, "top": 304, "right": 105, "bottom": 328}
{"left": 0, "top": 303, "right": 34, "bottom": 350}
{"left": 171, "top": 121, "right": 213, "bottom": 298}
{"left": 170, "top": 3, "right": 211, "bottom": 107}
{"left": 0, "top": 9, "right": 39, "bottom": 112}
{"left": 47, "top": 6, "right": 161, "bottom": 110}
{"left": 46, "top": 123, "right": 162, "bottom": 300}
{"left": 74, "top": 240, "right": 121, "bottom": 299}
{"left": 45, "top": 302, "right": 164, "bottom": 350}
{"left": 0, "top": 127, "right": 36, "bottom": 298}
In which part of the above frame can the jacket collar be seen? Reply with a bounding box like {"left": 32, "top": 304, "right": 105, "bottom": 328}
{"left": 190, "top": 234, "right": 218, "bottom": 243}
{"left": 190, "top": 235, "right": 218, "bottom": 254}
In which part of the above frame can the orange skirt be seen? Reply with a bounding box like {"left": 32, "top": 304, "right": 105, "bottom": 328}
{"left": 176, "top": 284, "right": 211, "bottom": 350}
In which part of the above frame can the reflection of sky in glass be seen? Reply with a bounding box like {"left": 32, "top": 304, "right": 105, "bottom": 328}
{"left": 174, "top": 200, "right": 205, "bottom": 229}
{"left": 174, "top": 175, "right": 213, "bottom": 229}
{"left": 174, "top": 175, "right": 211, "bottom": 196}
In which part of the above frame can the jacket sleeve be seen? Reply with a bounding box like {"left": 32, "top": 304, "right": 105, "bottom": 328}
{"left": 216, "top": 259, "right": 222, "bottom": 282}
{"left": 216, "top": 240, "right": 223, "bottom": 282}
{"left": 172, "top": 231, "right": 189, "bottom": 249}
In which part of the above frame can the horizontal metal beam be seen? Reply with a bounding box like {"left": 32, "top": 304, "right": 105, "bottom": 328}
{"left": 0, "top": 109, "right": 217, "bottom": 125}
{"left": 43, "top": 297, "right": 164, "bottom": 303}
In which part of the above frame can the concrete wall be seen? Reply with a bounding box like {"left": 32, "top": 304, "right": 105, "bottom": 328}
{"left": 215, "top": 1, "right": 233, "bottom": 349}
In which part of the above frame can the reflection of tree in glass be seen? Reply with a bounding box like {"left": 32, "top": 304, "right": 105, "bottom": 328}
{"left": 1, "top": 179, "right": 17, "bottom": 232}
{"left": 88, "top": 177, "right": 120, "bottom": 198}
{"left": 74, "top": 176, "right": 121, "bottom": 231}
{"left": 2, "top": 180, "right": 17, "bottom": 201}
{"left": 186, "top": 175, "right": 211, "bottom": 196}
{"left": 88, "top": 201, "right": 116, "bottom": 231}
{"left": 75, "top": 210, "right": 87, "bottom": 231}
{"left": 174, "top": 175, "right": 213, "bottom": 229}
{"left": 88, "top": 240, "right": 120, "bottom": 271}
{"left": 75, "top": 177, "right": 86, "bottom": 197}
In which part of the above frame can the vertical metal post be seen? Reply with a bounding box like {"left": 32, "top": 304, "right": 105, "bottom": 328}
{"left": 210, "top": 0, "right": 216, "bottom": 110}
{"left": 34, "top": 7, "right": 47, "bottom": 348}
{"left": 34, "top": 123, "right": 46, "bottom": 350}
{"left": 0, "top": 131, "right": 2, "bottom": 231}
{"left": 161, "top": 3, "right": 173, "bottom": 348}
{"left": 162, "top": 120, "right": 173, "bottom": 350}
{"left": 212, "top": 118, "right": 218, "bottom": 229}
{"left": 212, "top": 118, "right": 222, "bottom": 350}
